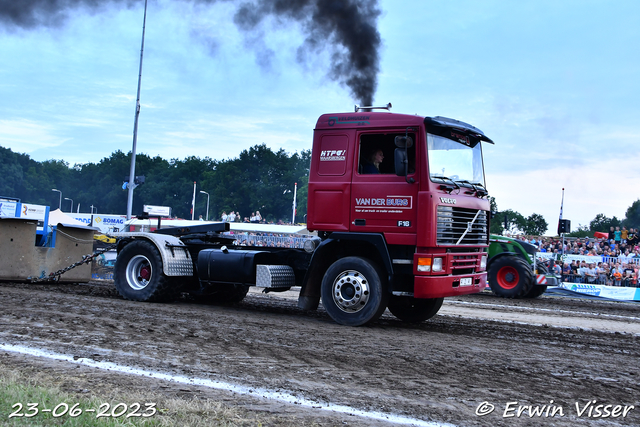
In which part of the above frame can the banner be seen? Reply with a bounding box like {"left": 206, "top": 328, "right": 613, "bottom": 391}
{"left": 555, "top": 282, "right": 640, "bottom": 301}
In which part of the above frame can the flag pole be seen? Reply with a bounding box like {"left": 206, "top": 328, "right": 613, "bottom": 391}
{"left": 559, "top": 188, "right": 565, "bottom": 260}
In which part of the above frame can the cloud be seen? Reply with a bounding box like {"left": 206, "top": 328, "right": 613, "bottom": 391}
{"left": 0, "top": 119, "right": 68, "bottom": 153}
{"left": 487, "top": 155, "right": 637, "bottom": 234}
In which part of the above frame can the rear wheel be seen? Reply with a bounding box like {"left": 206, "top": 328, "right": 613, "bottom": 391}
{"left": 114, "top": 240, "right": 182, "bottom": 302}
{"left": 521, "top": 262, "right": 548, "bottom": 299}
{"left": 195, "top": 284, "right": 250, "bottom": 305}
{"left": 388, "top": 296, "right": 444, "bottom": 323}
{"left": 521, "top": 284, "right": 547, "bottom": 298}
{"left": 488, "top": 255, "right": 533, "bottom": 298}
{"left": 321, "top": 257, "right": 388, "bottom": 326}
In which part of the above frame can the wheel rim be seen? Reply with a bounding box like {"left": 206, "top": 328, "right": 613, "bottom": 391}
{"left": 496, "top": 266, "right": 519, "bottom": 289}
{"left": 126, "top": 255, "right": 152, "bottom": 290}
{"left": 331, "top": 269, "right": 370, "bottom": 313}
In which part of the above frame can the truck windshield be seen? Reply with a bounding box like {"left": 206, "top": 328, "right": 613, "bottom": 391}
{"left": 427, "top": 133, "right": 485, "bottom": 187}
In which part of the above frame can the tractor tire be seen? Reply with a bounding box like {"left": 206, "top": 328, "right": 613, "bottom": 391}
{"left": 321, "top": 256, "right": 389, "bottom": 326}
{"left": 488, "top": 255, "right": 534, "bottom": 298}
{"left": 521, "top": 284, "right": 547, "bottom": 299}
{"left": 114, "top": 240, "right": 183, "bottom": 302}
{"left": 520, "top": 262, "right": 548, "bottom": 299}
{"left": 388, "top": 296, "right": 444, "bottom": 323}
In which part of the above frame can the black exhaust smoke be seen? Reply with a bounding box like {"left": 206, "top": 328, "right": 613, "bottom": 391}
{"left": 0, "top": 0, "right": 381, "bottom": 105}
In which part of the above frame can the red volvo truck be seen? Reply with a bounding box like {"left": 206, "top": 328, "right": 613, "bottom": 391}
{"left": 113, "top": 106, "right": 494, "bottom": 326}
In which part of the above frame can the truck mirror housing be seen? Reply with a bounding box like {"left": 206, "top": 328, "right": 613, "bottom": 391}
{"left": 394, "top": 148, "right": 408, "bottom": 177}
{"left": 394, "top": 135, "right": 413, "bottom": 148}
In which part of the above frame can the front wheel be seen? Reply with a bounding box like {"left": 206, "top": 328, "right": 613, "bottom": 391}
{"left": 114, "top": 240, "right": 182, "bottom": 302}
{"left": 388, "top": 296, "right": 444, "bottom": 323}
{"left": 321, "top": 257, "right": 388, "bottom": 326}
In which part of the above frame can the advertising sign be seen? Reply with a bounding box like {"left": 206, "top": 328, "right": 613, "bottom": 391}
{"left": 144, "top": 205, "right": 171, "bottom": 217}
{"left": 0, "top": 201, "right": 18, "bottom": 218}
{"left": 18, "top": 204, "right": 48, "bottom": 221}
{"left": 72, "top": 214, "right": 127, "bottom": 233}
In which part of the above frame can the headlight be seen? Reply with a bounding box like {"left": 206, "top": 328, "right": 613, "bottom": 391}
{"left": 480, "top": 255, "right": 487, "bottom": 270}
{"left": 432, "top": 257, "right": 443, "bottom": 272}
{"left": 417, "top": 257, "right": 432, "bottom": 272}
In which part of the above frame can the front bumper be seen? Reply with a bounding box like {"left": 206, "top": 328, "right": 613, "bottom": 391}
{"left": 414, "top": 272, "right": 486, "bottom": 298}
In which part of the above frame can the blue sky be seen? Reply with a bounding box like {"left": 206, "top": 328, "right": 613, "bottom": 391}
{"left": 1, "top": 0, "right": 638, "bottom": 231}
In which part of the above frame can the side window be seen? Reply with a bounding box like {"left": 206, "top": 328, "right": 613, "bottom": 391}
{"left": 358, "top": 132, "right": 416, "bottom": 175}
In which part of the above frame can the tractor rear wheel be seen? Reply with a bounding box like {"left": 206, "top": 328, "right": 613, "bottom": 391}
{"left": 488, "top": 255, "right": 534, "bottom": 298}
{"left": 521, "top": 262, "right": 548, "bottom": 298}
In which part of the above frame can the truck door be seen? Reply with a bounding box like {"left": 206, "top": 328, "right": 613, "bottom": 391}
{"left": 350, "top": 130, "right": 419, "bottom": 241}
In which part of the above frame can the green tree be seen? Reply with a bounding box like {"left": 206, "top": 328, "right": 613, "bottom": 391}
{"left": 589, "top": 213, "right": 621, "bottom": 232}
{"left": 523, "top": 213, "right": 548, "bottom": 236}
{"left": 623, "top": 199, "right": 640, "bottom": 229}
{"left": 566, "top": 224, "right": 590, "bottom": 238}
{"left": 492, "top": 209, "right": 526, "bottom": 235}
{"left": 488, "top": 197, "right": 503, "bottom": 234}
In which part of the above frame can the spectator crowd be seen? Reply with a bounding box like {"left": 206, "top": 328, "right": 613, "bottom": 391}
{"left": 510, "top": 226, "right": 640, "bottom": 288}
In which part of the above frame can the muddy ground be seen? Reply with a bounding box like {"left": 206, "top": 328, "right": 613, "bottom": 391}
{"left": 0, "top": 281, "right": 639, "bottom": 426}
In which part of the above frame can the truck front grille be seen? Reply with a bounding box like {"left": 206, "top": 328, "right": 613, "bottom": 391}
{"left": 436, "top": 206, "right": 488, "bottom": 245}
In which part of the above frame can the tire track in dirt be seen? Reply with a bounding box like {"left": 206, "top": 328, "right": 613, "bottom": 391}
{"left": 1, "top": 282, "right": 639, "bottom": 426}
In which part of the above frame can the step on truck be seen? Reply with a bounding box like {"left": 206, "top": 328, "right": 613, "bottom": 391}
{"left": 113, "top": 105, "right": 494, "bottom": 326}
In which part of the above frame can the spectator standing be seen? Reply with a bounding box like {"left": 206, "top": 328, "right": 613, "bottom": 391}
{"left": 597, "top": 263, "right": 609, "bottom": 285}
{"left": 628, "top": 228, "right": 637, "bottom": 247}
{"left": 622, "top": 226, "right": 629, "bottom": 244}
{"left": 229, "top": 211, "right": 236, "bottom": 222}
{"left": 221, "top": 211, "right": 228, "bottom": 222}
{"left": 584, "top": 263, "right": 597, "bottom": 284}
{"left": 611, "top": 263, "right": 623, "bottom": 286}
{"left": 614, "top": 226, "right": 622, "bottom": 246}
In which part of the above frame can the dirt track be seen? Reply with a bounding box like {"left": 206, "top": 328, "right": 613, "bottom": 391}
{"left": 1, "top": 281, "right": 639, "bottom": 426}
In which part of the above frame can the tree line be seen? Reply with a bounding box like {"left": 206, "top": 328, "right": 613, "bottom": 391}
{"left": 5, "top": 143, "right": 638, "bottom": 233}
{"left": 0, "top": 144, "right": 310, "bottom": 223}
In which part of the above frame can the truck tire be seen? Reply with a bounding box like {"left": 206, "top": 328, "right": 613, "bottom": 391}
{"left": 488, "top": 255, "right": 533, "bottom": 298}
{"left": 114, "top": 240, "right": 182, "bottom": 302}
{"left": 197, "top": 284, "right": 250, "bottom": 305}
{"left": 321, "top": 256, "right": 389, "bottom": 326}
{"left": 388, "top": 296, "right": 444, "bottom": 323}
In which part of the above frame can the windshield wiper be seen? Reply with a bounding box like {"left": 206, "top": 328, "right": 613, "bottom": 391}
{"left": 433, "top": 176, "right": 460, "bottom": 193}
{"left": 455, "top": 180, "right": 488, "bottom": 197}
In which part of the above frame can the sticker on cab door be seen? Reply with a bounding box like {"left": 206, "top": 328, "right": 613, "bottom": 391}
{"left": 354, "top": 196, "right": 413, "bottom": 214}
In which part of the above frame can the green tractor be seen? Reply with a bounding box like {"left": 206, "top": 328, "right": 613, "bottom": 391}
{"left": 487, "top": 235, "right": 560, "bottom": 298}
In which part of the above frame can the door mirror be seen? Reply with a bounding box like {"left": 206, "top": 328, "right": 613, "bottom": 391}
{"left": 394, "top": 148, "right": 408, "bottom": 176}
{"left": 394, "top": 135, "right": 413, "bottom": 148}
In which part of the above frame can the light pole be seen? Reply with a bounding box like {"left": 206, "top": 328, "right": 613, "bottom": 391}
{"left": 292, "top": 182, "right": 297, "bottom": 225}
{"left": 199, "top": 190, "right": 210, "bottom": 221}
{"left": 90, "top": 205, "right": 97, "bottom": 214}
{"left": 51, "top": 189, "right": 62, "bottom": 210}
{"left": 64, "top": 198, "right": 73, "bottom": 213}
{"left": 126, "top": 0, "right": 149, "bottom": 220}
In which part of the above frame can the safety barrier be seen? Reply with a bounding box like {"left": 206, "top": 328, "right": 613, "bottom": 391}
{"left": 536, "top": 252, "right": 640, "bottom": 266}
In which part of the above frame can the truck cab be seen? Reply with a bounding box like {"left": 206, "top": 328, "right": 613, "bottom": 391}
{"left": 305, "top": 108, "right": 492, "bottom": 318}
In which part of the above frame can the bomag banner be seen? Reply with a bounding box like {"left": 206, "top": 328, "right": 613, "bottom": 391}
{"left": 72, "top": 214, "right": 126, "bottom": 234}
